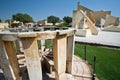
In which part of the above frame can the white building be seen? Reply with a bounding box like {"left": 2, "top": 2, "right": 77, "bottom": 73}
{"left": 0, "top": 23, "right": 9, "bottom": 29}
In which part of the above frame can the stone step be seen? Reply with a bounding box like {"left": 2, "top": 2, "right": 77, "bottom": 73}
{"left": 17, "top": 54, "right": 25, "bottom": 60}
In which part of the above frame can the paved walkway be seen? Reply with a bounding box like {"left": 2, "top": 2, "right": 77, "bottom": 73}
{"left": 45, "top": 55, "right": 92, "bottom": 80}
{"left": 0, "top": 55, "right": 92, "bottom": 80}
{"left": 70, "top": 55, "right": 92, "bottom": 80}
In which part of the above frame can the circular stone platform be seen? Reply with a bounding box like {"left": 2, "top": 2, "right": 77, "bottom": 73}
{"left": 0, "top": 54, "right": 92, "bottom": 80}
{"left": 42, "top": 55, "right": 92, "bottom": 80}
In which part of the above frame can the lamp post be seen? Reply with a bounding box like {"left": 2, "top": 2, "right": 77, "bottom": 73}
{"left": 92, "top": 56, "right": 96, "bottom": 80}
{"left": 84, "top": 45, "right": 86, "bottom": 61}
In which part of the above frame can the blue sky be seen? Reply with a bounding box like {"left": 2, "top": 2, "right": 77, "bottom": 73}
{"left": 0, "top": 0, "right": 120, "bottom": 22}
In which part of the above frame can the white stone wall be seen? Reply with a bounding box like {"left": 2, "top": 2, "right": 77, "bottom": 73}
{"left": 0, "top": 23, "right": 9, "bottom": 29}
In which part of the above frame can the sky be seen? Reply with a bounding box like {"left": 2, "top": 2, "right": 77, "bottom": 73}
{"left": 0, "top": 0, "right": 120, "bottom": 22}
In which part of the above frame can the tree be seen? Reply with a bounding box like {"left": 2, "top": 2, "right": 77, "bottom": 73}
{"left": 63, "top": 16, "right": 72, "bottom": 24}
{"left": 5, "top": 19, "right": 13, "bottom": 24}
{"left": 12, "top": 13, "right": 34, "bottom": 23}
{"left": 11, "top": 23, "right": 19, "bottom": 28}
{"left": 0, "top": 19, "right": 2, "bottom": 22}
{"left": 47, "top": 16, "right": 60, "bottom": 25}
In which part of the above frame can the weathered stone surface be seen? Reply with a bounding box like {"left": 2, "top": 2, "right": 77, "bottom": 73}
{"left": 75, "top": 29, "right": 87, "bottom": 37}
{"left": 87, "top": 11, "right": 111, "bottom": 23}
{"left": 73, "top": 10, "right": 84, "bottom": 29}
{"left": 0, "top": 29, "right": 75, "bottom": 80}
{"left": 0, "top": 37, "right": 15, "bottom": 80}
{"left": 3, "top": 41, "right": 20, "bottom": 80}
{"left": 66, "top": 35, "right": 74, "bottom": 73}
{"left": 0, "top": 35, "right": 21, "bottom": 80}
{"left": 79, "top": 10, "right": 99, "bottom": 35}
{"left": 104, "top": 15, "right": 119, "bottom": 27}
{"left": 53, "top": 35, "right": 67, "bottom": 80}
{"left": 21, "top": 37, "right": 42, "bottom": 80}
{"left": 73, "top": 3, "right": 99, "bottom": 35}
{"left": 102, "top": 25, "right": 120, "bottom": 32}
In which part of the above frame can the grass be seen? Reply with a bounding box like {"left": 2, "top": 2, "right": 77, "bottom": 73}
{"left": 38, "top": 40, "right": 52, "bottom": 49}
{"left": 38, "top": 40, "right": 120, "bottom": 80}
{"left": 74, "top": 44, "right": 120, "bottom": 80}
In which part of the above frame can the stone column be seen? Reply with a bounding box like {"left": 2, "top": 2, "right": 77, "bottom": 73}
{"left": 41, "top": 40, "right": 46, "bottom": 51}
{"left": 15, "top": 38, "right": 24, "bottom": 54}
{"left": 66, "top": 35, "right": 74, "bottom": 73}
{"left": 4, "top": 41, "right": 21, "bottom": 80}
{"left": 40, "top": 27, "right": 46, "bottom": 52}
{"left": 0, "top": 36, "right": 20, "bottom": 80}
{"left": 21, "top": 37, "right": 42, "bottom": 80}
{"left": 53, "top": 35, "right": 67, "bottom": 80}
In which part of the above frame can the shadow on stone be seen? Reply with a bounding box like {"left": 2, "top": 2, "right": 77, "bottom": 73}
{"left": 0, "top": 73, "right": 5, "bottom": 80}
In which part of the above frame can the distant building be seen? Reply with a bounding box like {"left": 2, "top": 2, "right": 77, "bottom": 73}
{"left": 73, "top": 2, "right": 120, "bottom": 36}
{"left": 5, "top": 20, "right": 24, "bottom": 28}
{"left": 77, "top": 2, "right": 111, "bottom": 26}
{"left": 0, "top": 23, "right": 9, "bottom": 29}
{"left": 73, "top": 2, "right": 120, "bottom": 28}
{"left": 25, "top": 23, "right": 34, "bottom": 27}
{"left": 38, "top": 19, "right": 63, "bottom": 26}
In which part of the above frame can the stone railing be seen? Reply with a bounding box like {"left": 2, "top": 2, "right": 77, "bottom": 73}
{"left": 0, "top": 27, "right": 75, "bottom": 80}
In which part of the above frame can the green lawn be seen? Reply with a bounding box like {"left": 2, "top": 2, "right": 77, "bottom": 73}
{"left": 74, "top": 44, "right": 120, "bottom": 80}
{"left": 38, "top": 40, "right": 52, "bottom": 49}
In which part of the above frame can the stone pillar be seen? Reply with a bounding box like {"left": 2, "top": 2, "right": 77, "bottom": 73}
{"left": 66, "top": 35, "right": 74, "bottom": 73}
{"left": 41, "top": 40, "right": 46, "bottom": 51}
{"left": 0, "top": 37, "right": 20, "bottom": 80}
{"left": 40, "top": 27, "right": 46, "bottom": 52}
{"left": 15, "top": 38, "right": 24, "bottom": 54}
{"left": 0, "top": 36, "right": 20, "bottom": 80}
{"left": 53, "top": 35, "right": 67, "bottom": 80}
{"left": 4, "top": 41, "right": 21, "bottom": 80}
{"left": 77, "top": 2, "right": 80, "bottom": 10}
{"left": 21, "top": 37, "right": 42, "bottom": 80}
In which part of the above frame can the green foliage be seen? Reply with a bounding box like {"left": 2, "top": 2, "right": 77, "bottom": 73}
{"left": 12, "top": 13, "right": 34, "bottom": 23}
{"left": 11, "top": 23, "right": 19, "bottom": 28}
{"left": 74, "top": 44, "right": 120, "bottom": 80}
{"left": 57, "top": 23, "right": 68, "bottom": 27}
{"left": 38, "top": 40, "right": 52, "bottom": 49}
{"left": 63, "top": 16, "right": 72, "bottom": 24}
{"left": 37, "top": 40, "right": 41, "bottom": 49}
{"left": 47, "top": 16, "right": 60, "bottom": 25}
{"left": 5, "top": 19, "right": 10, "bottom": 23}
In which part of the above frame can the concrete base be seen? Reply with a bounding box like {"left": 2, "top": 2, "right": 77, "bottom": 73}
{"left": 0, "top": 54, "right": 92, "bottom": 80}
{"left": 75, "top": 29, "right": 87, "bottom": 37}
